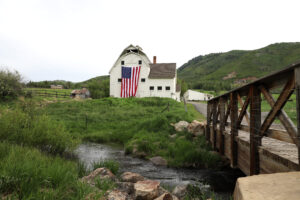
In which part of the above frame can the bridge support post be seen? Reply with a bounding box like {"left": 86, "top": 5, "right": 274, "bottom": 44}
{"left": 250, "top": 85, "right": 261, "bottom": 175}
{"left": 212, "top": 100, "right": 218, "bottom": 150}
{"left": 206, "top": 102, "right": 212, "bottom": 144}
{"left": 295, "top": 67, "right": 300, "bottom": 165}
{"left": 219, "top": 97, "right": 226, "bottom": 155}
{"left": 230, "top": 92, "right": 238, "bottom": 167}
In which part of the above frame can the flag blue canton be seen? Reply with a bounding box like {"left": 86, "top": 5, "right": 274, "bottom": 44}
{"left": 122, "top": 67, "right": 132, "bottom": 78}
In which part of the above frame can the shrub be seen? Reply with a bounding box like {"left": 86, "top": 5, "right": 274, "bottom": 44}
{"left": 0, "top": 69, "right": 23, "bottom": 100}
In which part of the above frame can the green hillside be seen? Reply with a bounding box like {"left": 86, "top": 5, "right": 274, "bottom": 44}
{"left": 178, "top": 42, "right": 300, "bottom": 91}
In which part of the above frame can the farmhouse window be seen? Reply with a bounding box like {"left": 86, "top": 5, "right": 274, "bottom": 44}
{"left": 165, "top": 86, "right": 170, "bottom": 90}
{"left": 141, "top": 78, "right": 145, "bottom": 82}
{"left": 150, "top": 86, "right": 154, "bottom": 90}
{"left": 157, "top": 86, "right": 162, "bottom": 90}
{"left": 118, "top": 78, "right": 122, "bottom": 82}
{"left": 139, "top": 60, "right": 142, "bottom": 65}
{"left": 121, "top": 61, "right": 125, "bottom": 65}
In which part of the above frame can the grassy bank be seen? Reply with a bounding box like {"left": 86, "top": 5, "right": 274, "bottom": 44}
{"left": 44, "top": 97, "right": 220, "bottom": 168}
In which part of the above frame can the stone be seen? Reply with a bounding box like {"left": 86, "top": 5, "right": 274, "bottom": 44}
{"left": 149, "top": 156, "right": 168, "bottom": 166}
{"left": 107, "top": 190, "right": 128, "bottom": 200}
{"left": 172, "top": 185, "right": 187, "bottom": 199}
{"left": 121, "top": 172, "right": 144, "bottom": 183}
{"left": 154, "top": 193, "right": 173, "bottom": 200}
{"left": 173, "top": 121, "right": 189, "bottom": 132}
{"left": 116, "top": 181, "right": 135, "bottom": 194}
{"left": 187, "top": 120, "right": 205, "bottom": 136}
{"left": 169, "top": 134, "right": 177, "bottom": 139}
{"left": 132, "top": 147, "right": 147, "bottom": 158}
{"left": 134, "top": 180, "right": 160, "bottom": 200}
{"left": 81, "top": 167, "right": 115, "bottom": 185}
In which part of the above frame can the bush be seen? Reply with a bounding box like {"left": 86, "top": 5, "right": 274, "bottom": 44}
{"left": 0, "top": 69, "right": 23, "bottom": 100}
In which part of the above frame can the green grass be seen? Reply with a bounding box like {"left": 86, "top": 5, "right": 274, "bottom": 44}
{"left": 44, "top": 97, "right": 220, "bottom": 168}
{"left": 92, "top": 160, "right": 120, "bottom": 175}
{"left": 0, "top": 142, "right": 100, "bottom": 199}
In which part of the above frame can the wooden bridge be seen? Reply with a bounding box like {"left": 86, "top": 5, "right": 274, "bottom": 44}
{"left": 206, "top": 61, "right": 300, "bottom": 175}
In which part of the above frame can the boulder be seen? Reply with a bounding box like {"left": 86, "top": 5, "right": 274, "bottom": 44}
{"left": 121, "top": 172, "right": 144, "bottom": 183}
{"left": 154, "top": 193, "right": 173, "bottom": 200}
{"left": 169, "top": 134, "right": 177, "bottom": 139}
{"left": 116, "top": 181, "right": 135, "bottom": 194}
{"left": 107, "top": 190, "right": 128, "bottom": 200}
{"left": 134, "top": 180, "right": 160, "bottom": 200}
{"left": 149, "top": 156, "right": 168, "bottom": 166}
{"left": 187, "top": 120, "right": 206, "bottom": 136}
{"left": 81, "top": 167, "right": 115, "bottom": 185}
{"left": 132, "top": 147, "right": 147, "bottom": 158}
{"left": 172, "top": 185, "right": 187, "bottom": 199}
{"left": 173, "top": 121, "right": 189, "bottom": 132}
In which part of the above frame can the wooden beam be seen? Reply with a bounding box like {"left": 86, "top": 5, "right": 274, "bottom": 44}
{"left": 206, "top": 102, "right": 212, "bottom": 142}
{"left": 212, "top": 100, "right": 218, "bottom": 150}
{"left": 237, "top": 93, "right": 250, "bottom": 128}
{"left": 250, "top": 85, "right": 261, "bottom": 175}
{"left": 259, "top": 85, "right": 298, "bottom": 146}
{"left": 219, "top": 97, "right": 226, "bottom": 155}
{"left": 259, "top": 76, "right": 295, "bottom": 136}
{"left": 225, "top": 101, "right": 231, "bottom": 126}
{"left": 295, "top": 67, "right": 300, "bottom": 164}
{"left": 230, "top": 92, "right": 238, "bottom": 167}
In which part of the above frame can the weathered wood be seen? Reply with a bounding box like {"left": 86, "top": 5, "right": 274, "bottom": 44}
{"left": 259, "top": 76, "right": 295, "bottom": 137}
{"left": 237, "top": 93, "right": 250, "bottom": 127}
{"left": 225, "top": 101, "right": 231, "bottom": 126}
{"left": 295, "top": 66, "right": 300, "bottom": 164}
{"left": 212, "top": 100, "right": 218, "bottom": 150}
{"left": 249, "top": 85, "right": 261, "bottom": 175}
{"left": 219, "top": 97, "right": 226, "bottom": 155}
{"left": 259, "top": 85, "right": 298, "bottom": 145}
{"left": 230, "top": 92, "right": 238, "bottom": 167}
{"left": 206, "top": 102, "right": 212, "bottom": 142}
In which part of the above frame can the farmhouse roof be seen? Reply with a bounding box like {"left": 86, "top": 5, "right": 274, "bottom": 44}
{"left": 148, "top": 63, "right": 176, "bottom": 79}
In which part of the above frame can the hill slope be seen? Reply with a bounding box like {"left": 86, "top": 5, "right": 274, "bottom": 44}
{"left": 178, "top": 42, "right": 300, "bottom": 90}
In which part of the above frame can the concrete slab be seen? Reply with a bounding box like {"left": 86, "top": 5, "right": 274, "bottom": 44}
{"left": 234, "top": 172, "right": 300, "bottom": 200}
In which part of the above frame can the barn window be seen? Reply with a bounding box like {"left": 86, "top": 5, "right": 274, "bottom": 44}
{"left": 139, "top": 60, "right": 142, "bottom": 65}
{"left": 150, "top": 86, "right": 154, "bottom": 90}
{"left": 165, "top": 86, "right": 170, "bottom": 90}
{"left": 118, "top": 78, "right": 122, "bottom": 82}
{"left": 141, "top": 78, "right": 145, "bottom": 82}
{"left": 121, "top": 61, "right": 125, "bottom": 65}
{"left": 157, "top": 86, "right": 162, "bottom": 90}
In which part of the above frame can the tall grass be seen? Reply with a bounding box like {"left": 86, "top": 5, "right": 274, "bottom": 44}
{"left": 0, "top": 142, "right": 97, "bottom": 199}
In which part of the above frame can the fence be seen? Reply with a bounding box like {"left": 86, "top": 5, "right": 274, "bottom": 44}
{"left": 24, "top": 89, "right": 70, "bottom": 99}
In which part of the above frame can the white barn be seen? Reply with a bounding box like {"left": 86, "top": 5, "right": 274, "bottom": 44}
{"left": 183, "top": 90, "right": 214, "bottom": 101}
{"left": 109, "top": 45, "right": 181, "bottom": 101}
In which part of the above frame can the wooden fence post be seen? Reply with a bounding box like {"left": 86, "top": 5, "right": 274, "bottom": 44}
{"left": 212, "top": 100, "right": 218, "bottom": 150}
{"left": 219, "top": 97, "right": 226, "bottom": 155}
{"left": 230, "top": 92, "right": 238, "bottom": 167}
{"left": 250, "top": 85, "right": 261, "bottom": 175}
{"left": 295, "top": 67, "right": 300, "bottom": 165}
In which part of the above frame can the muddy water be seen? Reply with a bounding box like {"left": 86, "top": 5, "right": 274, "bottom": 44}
{"left": 75, "top": 142, "right": 244, "bottom": 199}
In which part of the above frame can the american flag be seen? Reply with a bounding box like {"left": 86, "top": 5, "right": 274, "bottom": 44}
{"left": 121, "top": 66, "right": 141, "bottom": 98}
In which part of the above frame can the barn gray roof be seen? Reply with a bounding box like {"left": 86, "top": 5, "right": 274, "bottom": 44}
{"left": 148, "top": 63, "right": 176, "bottom": 79}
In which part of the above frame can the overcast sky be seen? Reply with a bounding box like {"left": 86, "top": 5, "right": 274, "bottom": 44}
{"left": 0, "top": 0, "right": 299, "bottom": 82}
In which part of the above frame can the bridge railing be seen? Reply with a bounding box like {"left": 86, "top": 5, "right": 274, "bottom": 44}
{"left": 206, "top": 61, "right": 300, "bottom": 175}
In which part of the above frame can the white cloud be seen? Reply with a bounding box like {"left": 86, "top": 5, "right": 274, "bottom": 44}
{"left": 0, "top": 0, "right": 299, "bottom": 81}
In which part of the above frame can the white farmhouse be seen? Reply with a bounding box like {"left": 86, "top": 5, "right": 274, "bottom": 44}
{"left": 184, "top": 90, "right": 214, "bottom": 101}
{"left": 109, "top": 45, "right": 181, "bottom": 101}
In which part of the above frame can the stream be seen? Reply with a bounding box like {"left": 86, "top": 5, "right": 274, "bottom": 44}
{"left": 75, "top": 142, "right": 244, "bottom": 199}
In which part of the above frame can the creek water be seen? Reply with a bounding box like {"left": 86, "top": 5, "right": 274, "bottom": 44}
{"left": 75, "top": 142, "right": 244, "bottom": 199}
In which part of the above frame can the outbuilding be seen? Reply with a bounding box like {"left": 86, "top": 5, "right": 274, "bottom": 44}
{"left": 70, "top": 88, "right": 90, "bottom": 99}
{"left": 183, "top": 90, "right": 213, "bottom": 101}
